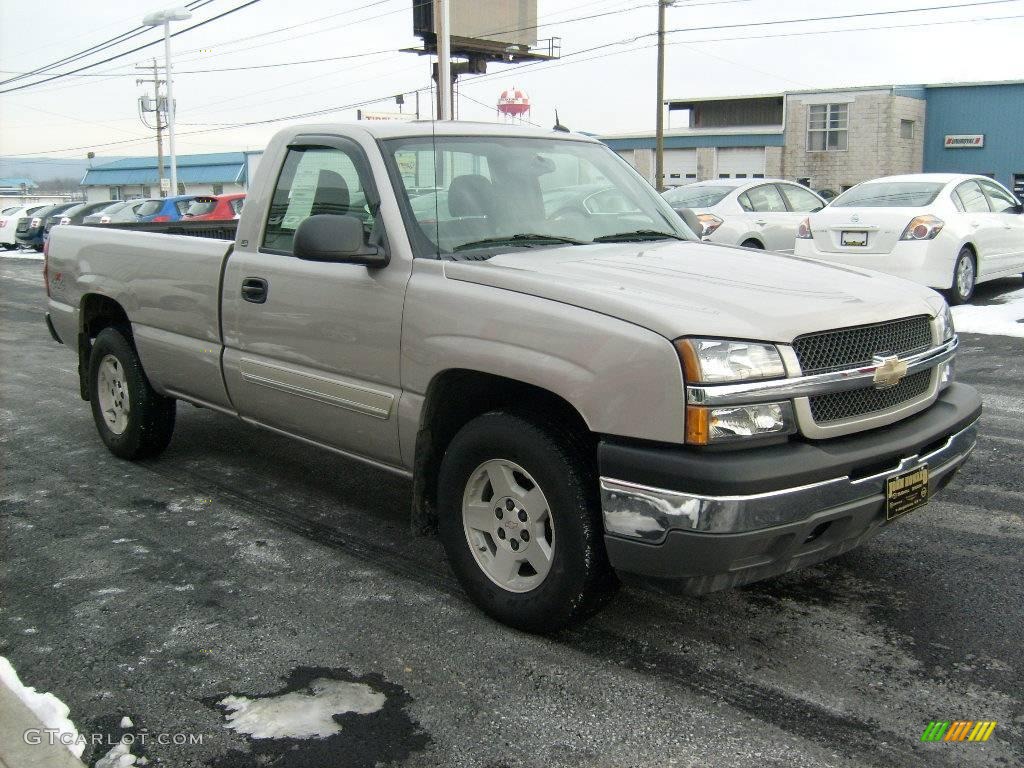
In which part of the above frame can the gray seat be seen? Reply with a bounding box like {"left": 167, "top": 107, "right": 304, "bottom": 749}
{"left": 311, "top": 170, "right": 350, "bottom": 217}
{"left": 447, "top": 174, "right": 496, "bottom": 219}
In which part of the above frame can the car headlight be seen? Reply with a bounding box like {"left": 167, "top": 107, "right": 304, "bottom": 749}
{"left": 935, "top": 303, "right": 955, "bottom": 343}
{"left": 676, "top": 338, "right": 794, "bottom": 444}
{"left": 675, "top": 338, "right": 786, "bottom": 383}
{"left": 685, "top": 401, "right": 797, "bottom": 445}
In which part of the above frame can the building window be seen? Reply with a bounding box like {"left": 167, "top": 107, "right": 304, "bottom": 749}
{"left": 141, "top": 186, "right": 151, "bottom": 197}
{"left": 212, "top": 183, "right": 224, "bottom": 195}
{"left": 900, "top": 119, "right": 915, "bottom": 140}
{"left": 109, "top": 186, "right": 121, "bottom": 200}
{"left": 807, "top": 103, "right": 848, "bottom": 151}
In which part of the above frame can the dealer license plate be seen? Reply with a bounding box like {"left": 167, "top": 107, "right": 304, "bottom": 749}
{"left": 841, "top": 231, "right": 869, "bottom": 247}
{"left": 886, "top": 465, "right": 929, "bottom": 520}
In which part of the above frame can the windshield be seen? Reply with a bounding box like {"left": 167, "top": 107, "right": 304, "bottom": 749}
{"left": 662, "top": 185, "right": 734, "bottom": 209}
{"left": 187, "top": 199, "right": 218, "bottom": 216}
{"left": 136, "top": 200, "right": 162, "bottom": 216}
{"left": 831, "top": 182, "right": 945, "bottom": 208}
{"left": 382, "top": 135, "right": 692, "bottom": 257}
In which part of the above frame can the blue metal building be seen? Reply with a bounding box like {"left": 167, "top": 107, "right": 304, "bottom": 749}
{"left": 922, "top": 81, "right": 1024, "bottom": 198}
{"left": 80, "top": 152, "right": 263, "bottom": 202}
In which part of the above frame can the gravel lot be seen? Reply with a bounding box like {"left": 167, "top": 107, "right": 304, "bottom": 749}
{"left": 1, "top": 254, "right": 1022, "bottom": 768}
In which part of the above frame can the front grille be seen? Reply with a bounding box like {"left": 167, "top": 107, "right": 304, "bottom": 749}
{"left": 794, "top": 316, "right": 932, "bottom": 376}
{"left": 810, "top": 370, "right": 932, "bottom": 423}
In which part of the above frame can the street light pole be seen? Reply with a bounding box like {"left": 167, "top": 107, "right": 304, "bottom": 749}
{"left": 143, "top": 7, "right": 191, "bottom": 196}
{"left": 435, "top": 0, "right": 452, "bottom": 120}
{"left": 655, "top": 0, "right": 669, "bottom": 192}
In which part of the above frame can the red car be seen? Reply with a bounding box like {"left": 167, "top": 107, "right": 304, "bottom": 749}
{"left": 183, "top": 193, "right": 245, "bottom": 221}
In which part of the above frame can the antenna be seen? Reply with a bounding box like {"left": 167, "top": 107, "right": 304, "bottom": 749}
{"left": 553, "top": 109, "right": 569, "bottom": 133}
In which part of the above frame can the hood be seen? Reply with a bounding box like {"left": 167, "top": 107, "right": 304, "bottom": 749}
{"left": 443, "top": 241, "right": 943, "bottom": 343}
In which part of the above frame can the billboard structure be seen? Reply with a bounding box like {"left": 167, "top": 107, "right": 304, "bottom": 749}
{"left": 407, "top": 0, "right": 560, "bottom": 118}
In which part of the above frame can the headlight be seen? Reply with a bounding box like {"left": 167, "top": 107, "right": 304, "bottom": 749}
{"left": 935, "top": 303, "right": 955, "bottom": 343}
{"left": 686, "top": 401, "right": 797, "bottom": 445}
{"left": 676, "top": 338, "right": 787, "bottom": 383}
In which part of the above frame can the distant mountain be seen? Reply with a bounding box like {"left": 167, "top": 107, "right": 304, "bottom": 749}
{"left": 0, "top": 156, "right": 130, "bottom": 183}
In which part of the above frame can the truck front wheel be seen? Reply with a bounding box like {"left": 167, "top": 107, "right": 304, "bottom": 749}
{"left": 88, "top": 327, "right": 176, "bottom": 460}
{"left": 437, "top": 412, "right": 617, "bottom": 632}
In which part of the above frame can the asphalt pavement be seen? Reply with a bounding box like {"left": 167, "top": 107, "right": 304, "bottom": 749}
{"left": 1, "top": 254, "right": 1021, "bottom": 768}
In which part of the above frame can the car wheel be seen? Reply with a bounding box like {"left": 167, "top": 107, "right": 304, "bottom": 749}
{"left": 740, "top": 239, "right": 764, "bottom": 249}
{"left": 33, "top": 244, "right": 43, "bottom": 252}
{"left": 89, "top": 326, "right": 176, "bottom": 460}
{"left": 437, "top": 411, "right": 618, "bottom": 633}
{"left": 2, "top": 243, "right": 17, "bottom": 251}
{"left": 946, "top": 248, "right": 976, "bottom": 305}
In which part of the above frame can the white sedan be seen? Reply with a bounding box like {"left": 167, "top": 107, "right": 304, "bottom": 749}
{"left": 794, "top": 173, "right": 1024, "bottom": 304}
{"left": 662, "top": 179, "right": 826, "bottom": 253}
{"left": 0, "top": 204, "right": 47, "bottom": 250}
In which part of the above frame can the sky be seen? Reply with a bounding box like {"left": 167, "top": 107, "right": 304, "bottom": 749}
{"left": 1, "top": 0, "right": 1023, "bottom": 161}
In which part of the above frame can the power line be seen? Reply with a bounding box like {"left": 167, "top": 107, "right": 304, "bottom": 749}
{"left": 0, "top": 0, "right": 265, "bottom": 95}
{"left": 0, "top": 0, "right": 217, "bottom": 88}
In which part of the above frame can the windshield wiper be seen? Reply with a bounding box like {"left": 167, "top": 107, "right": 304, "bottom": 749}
{"left": 591, "top": 229, "right": 685, "bottom": 243}
{"left": 452, "top": 233, "right": 584, "bottom": 252}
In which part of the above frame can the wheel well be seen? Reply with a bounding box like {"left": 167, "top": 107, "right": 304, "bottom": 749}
{"left": 740, "top": 238, "right": 764, "bottom": 249}
{"left": 77, "top": 294, "right": 131, "bottom": 400}
{"left": 961, "top": 242, "right": 977, "bottom": 260}
{"left": 410, "top": 369, "right": 594, "bottom": 535}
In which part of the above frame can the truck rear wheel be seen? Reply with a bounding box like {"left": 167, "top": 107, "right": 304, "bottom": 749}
{"left": 88, "top": 327, "right": 175, "bottom": 460}
{"left": 437, "top": 412, "right": 617, "bottom": 632}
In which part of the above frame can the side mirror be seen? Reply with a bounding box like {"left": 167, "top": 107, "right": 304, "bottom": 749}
{"left": 677, "top": 207, "right": 703, "bottom": 238}
{"left": 293, "top": 214, "right": 388, "bottom": 267}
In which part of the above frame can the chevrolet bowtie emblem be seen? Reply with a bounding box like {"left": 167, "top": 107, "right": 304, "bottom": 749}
{"left": 872, "top": 353, "right": 908, "bottom": 389}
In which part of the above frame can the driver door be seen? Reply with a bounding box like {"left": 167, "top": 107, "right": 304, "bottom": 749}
{"left": 221, "top": 136, "right": 411, "bottom": 466}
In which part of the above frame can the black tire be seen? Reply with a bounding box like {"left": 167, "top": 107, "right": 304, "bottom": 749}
{"left": 2, "top": 243, "right": 17, "bottom": 251}
{"left": 88, "top": 326, "right": 175, "bottom": 460}
{"left": 740, "top": 239, "right": 764, "bottom": 249}
{"left": 437, "top": 412, "right": 618, "bottom": 633}
{"left": 33, "top": 244, "right": 43, "bottom": 252}
{"left": 945, "top": 247, "right": 976, "bottom": 305}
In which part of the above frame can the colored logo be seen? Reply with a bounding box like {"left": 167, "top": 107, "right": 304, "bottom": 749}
{"left": 920, "top": 721, "right": 997, "bottom": 742}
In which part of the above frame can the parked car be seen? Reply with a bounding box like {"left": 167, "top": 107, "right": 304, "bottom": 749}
{"left": 89, "top": 199, "right": 154, "bottom": 225}
{"left": 83, "top": 201, "right": 129, "bottom": 224}
{"left": 184, "top": 193, "right": 246, "bottom": 221}
{"left": 0, "top": 204, "right": 47, "bottom": 250}
{"left": 16, "top": 202, "right": 77, "bottom": 251}
{"left": 46, "top": 122, "right": 979, "bottom": 632}
{"left": 42, "top": 202, "right": 85, "bottom": 242}
{"left": 135, "top": 195, "right": 198, "bottom": 223}
{"left": 794, "top": 173, "right": 1024, "bottom": 304}
{"left": 57, "top": 201, "right": 122, "bottom": 227}
{"left": 662, "top": 179, "right": 826, "bottom": 253}
{"left": 816, "top": 188, "right": 839, "bottom": 202}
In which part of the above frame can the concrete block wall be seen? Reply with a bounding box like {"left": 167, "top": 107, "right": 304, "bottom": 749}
{"left": 782, "top": 90, "right": 925, "bottom": 190}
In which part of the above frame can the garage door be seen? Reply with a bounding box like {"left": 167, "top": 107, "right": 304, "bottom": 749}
{"left": 715, "top": 147, "right": 766, "bottom": 179}
{"left": 663, "top": 149, "right": 697, "bottom": 186}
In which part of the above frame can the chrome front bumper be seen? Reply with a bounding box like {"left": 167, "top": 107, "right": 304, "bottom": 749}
{"left": 600, "top": 420, "right": 977, "bottom": 543}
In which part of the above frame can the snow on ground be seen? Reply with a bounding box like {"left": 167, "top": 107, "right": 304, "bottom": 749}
{"left": 220, "top": 678, "right": 386, "bottom": 739}
{"left": 952, "top": 283, "right": 1024, "bottom": 338}
{"left": 0, "top": 655, "right": 84, "bottom": 758}
{"left": 0, "top": 247, "right": 44, "bottom": 260}
{"left": 94, "top": 738, "right": 139, "bottom": 768}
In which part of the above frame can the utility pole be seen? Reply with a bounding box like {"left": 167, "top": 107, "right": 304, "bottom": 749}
{"left": 136, "top": 59, "right": 166, "bottom": 193}
{"left": 655, "top": 0, "right": 669, "bottom": 192}
{"left": 434, "top": 0, "right": 452, "bottom": 120}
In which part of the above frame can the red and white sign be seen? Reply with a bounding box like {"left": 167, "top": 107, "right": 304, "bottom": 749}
{"left": 944, "top": 134, "right": 984, "bottom": 148}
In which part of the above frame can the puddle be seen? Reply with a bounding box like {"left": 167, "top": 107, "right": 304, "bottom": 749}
{"left": 206, "top": 666, "right": 429, "bottom": 767}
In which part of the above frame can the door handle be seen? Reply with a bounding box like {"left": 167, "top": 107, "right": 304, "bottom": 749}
{"left": 241, "top": 277, "right": 268, "bottom": 304}
{"left": 968, "top": 221, "right": 980, "bottom": 228}
{"left": 754, "top": 219, "right": 767, "bottom": 226}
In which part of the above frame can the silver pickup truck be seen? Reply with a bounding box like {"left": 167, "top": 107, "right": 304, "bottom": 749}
{"left": 46, "top": 122, "right": 981, "bottom": 632}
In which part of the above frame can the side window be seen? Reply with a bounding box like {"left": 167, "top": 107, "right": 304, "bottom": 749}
{"left": 738, "top": 192, "right": 753, "bottom": 212}
{"left": 263, "top": 145, "right": 370, "bottom": 254}
{"left": 780, "top": 184, "right": 824, "bottom": 212}
{"left": 745, "top": 184, "right": 787, "bottom": 213}
{"left": 979, "top": 180, "right": 1019, "bottom": 213}
{"left": 954, "top": 181, "right": 990, "bottom": 213}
